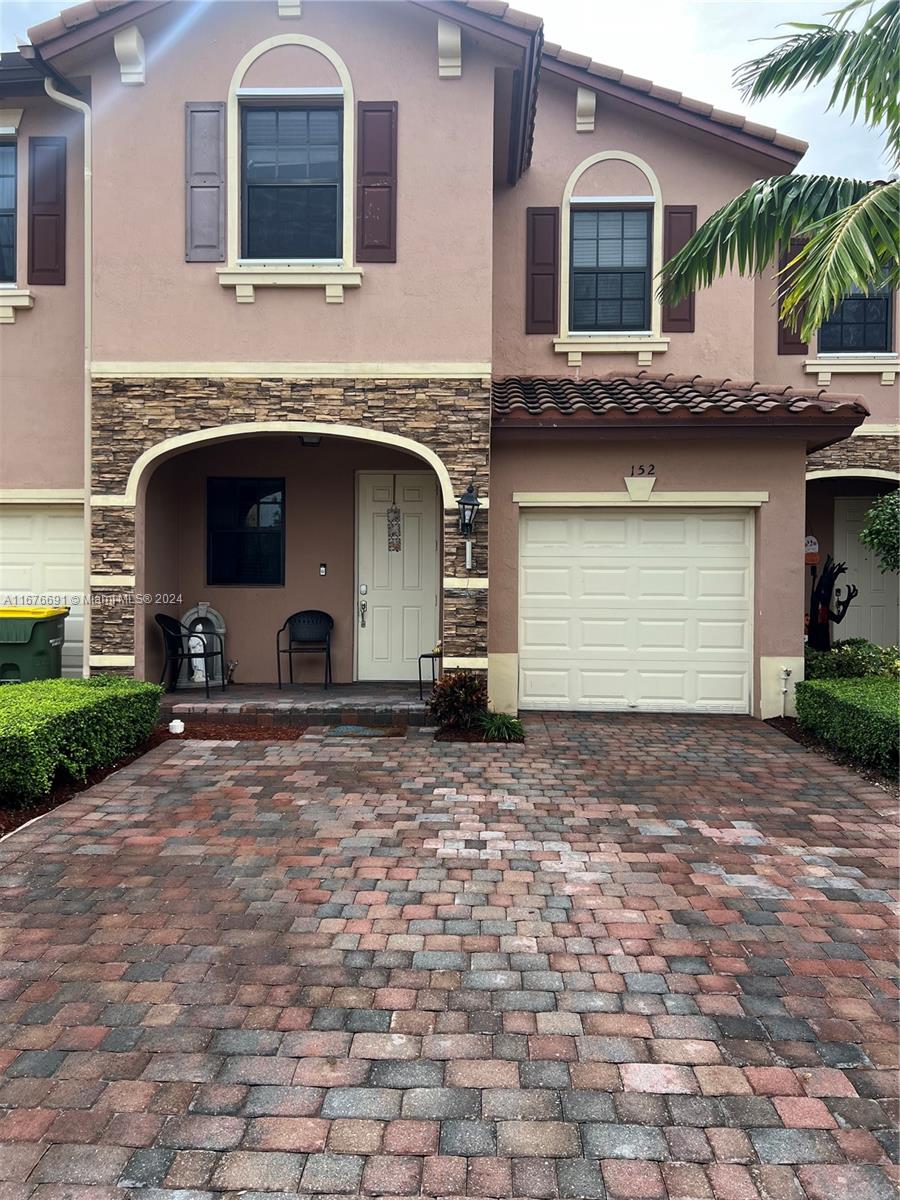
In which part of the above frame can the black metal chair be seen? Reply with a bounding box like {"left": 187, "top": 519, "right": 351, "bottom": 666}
{"left": 155, "top": 614, "right": 226, "bottom": 699}
{"left": 277, "top": 610, "right": 334, "bottom": 689}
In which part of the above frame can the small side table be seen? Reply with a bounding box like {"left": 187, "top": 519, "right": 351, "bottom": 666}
{"left": 418, "top": 651, "right": 441, "bottom": 700}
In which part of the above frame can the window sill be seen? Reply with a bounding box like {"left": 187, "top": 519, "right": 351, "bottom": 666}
{"left": 217, "top": 263, "right": 363, "bottom": 304}
{"left": 553, "top": 334, "right": 669, "bottom": 368}
{"left": 0, "top": 288, "right": 34, "bottom": 324}
{"left": 804, "top": 354, "right": 899, "bottom": 386}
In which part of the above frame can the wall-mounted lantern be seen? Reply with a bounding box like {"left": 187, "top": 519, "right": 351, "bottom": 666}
{"left": 457, "top": 482, "right": 480, "bottom": 570}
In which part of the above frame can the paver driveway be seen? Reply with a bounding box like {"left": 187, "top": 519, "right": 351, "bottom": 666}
{"left": 0, "top": 715, "right": 897, "bottom": 1200}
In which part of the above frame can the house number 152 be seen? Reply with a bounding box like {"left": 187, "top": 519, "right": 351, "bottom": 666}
{"left": 629, "top": 464, "right": 655, "bottom": 476}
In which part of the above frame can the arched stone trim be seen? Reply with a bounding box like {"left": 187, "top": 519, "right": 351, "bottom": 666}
{"left": 117, "top": 421, "right": 457, "bottom": 509}
{"left": 559, "top": 150, "right": 664, "bottom": 339}
{"left": 226, "top": 34, "right": 355, "bottom": 267}
{"left": 806, "top": 468, "right": 899, "bottom": 483}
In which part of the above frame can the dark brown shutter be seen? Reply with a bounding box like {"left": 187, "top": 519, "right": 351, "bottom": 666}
{"left": 777, "top": 238, "right": 808, "bottom": 354}
{"left": 185, "top": 101, "right": 225, "bottom": 262}
{"left": 525, "top": 206, "right": 559, "bottom": 334}
{"left": 28, "top": 136, "right": 66, "bottom": 286}
{"left": 661, "top": 204, "right": 696, "bottom": 333}
{"left": 356, "top": 101, "right": 397, "bottom": 263}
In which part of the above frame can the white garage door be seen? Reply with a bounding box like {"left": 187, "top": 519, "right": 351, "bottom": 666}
{"left": 0, "top": 505, "right": 85, "bottom": 675}
{"left": 519, "top": 508, "right": 753, "bottom": 713}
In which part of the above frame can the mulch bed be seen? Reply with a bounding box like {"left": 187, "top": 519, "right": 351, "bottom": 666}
{"left": 0, "top": 721, "right": 311, "bottom": 839}
{"left": 434, "top": 726, "right": 525, "bottom": 744}
{"left": 767, "top": 715, "right": 898, "bottom": 800}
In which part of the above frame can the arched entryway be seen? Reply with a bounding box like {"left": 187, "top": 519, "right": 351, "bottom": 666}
{"left": 136, "top": 425, "right": 448, "bottom": 685}
{"left": 806, "top": 468, "right": 899, "bottom": 646}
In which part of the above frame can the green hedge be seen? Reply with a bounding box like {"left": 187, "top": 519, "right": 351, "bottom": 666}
{"left": 0, "top": 676, "right": 162, "bottom": 800}
{"left": 795, "top": 677, "right": 899, "bottom": 775}
{"left": 804, "top": 638, "right": 899, "bottom": 680}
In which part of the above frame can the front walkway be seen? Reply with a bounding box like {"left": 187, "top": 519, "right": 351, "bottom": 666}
{"left": 0, "top": 716, "right": 896, "bottom": 1200}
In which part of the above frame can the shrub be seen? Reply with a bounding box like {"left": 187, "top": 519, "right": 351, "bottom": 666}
{"left": 859, "top": 491, "right": 899, "bottom": 574}
{"left": 0, "top": 675, "right": 163, "bottom": 800}
{"left": 804, "top": 638, "right": 899, "bottom": 680}
{"left": 477, "top": 711, "right": 525, "bottom": 743}
{"left": 795, "top": 676, "right": 899, "bottom": 775}
{"left": 428, "top": 669, "right": 488, "bottom": 730}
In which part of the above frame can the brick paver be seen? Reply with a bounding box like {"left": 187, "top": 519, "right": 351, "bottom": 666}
{"left": 0, "top": 715, "right": 896, "bottom": 1198}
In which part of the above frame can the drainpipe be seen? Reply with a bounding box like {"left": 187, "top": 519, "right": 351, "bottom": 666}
{"left": 779, "top": 666, "right": 792, "bottom": 718}
{"left": 42, "top": 76, "right": 92, "bottom": 677}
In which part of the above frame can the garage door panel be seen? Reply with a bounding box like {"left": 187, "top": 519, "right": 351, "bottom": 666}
{"left": 581, "top": 568, "right": 629, "bottom": 598}
{"left": 636, "top": 619, "right": 689, "bottom": 649}
{"left": 520, "top": 508, "right": 751, "bottom": 714}
{"left": 697, "top": 516, "right": 747, "bottom": 544}
{"left": 0, "top": 505, "right": 84, "bottom": 677}
{"left": 521, "top": 566, "right": 571, "bottom": 597}
{"left": 581, "top": 618, "right": 629, "bottom": 649}
{"left": 638, "top": 568, "right": 688, "bottom": 598}
{"left": 636, "top": 517, "right": 688, "bottom": 544}
{"left": 520, "top": 618, "right": 571, "bottom": 651}
{"left": 696, "top": 620, "right": 747, "bottom": 651}
{"left": 697, "top": 568, "right": 748, "bottom": 599}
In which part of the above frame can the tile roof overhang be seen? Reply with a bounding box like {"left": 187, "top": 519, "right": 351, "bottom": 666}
{"left": 492, "top": 374, "right": 868, "bottom": 453}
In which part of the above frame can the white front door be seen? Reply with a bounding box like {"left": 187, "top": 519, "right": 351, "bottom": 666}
{"left": 356, "top": 472, "right": 439, "bottom": 681}
{"left": 518, "top": 508, "right": 753, "bottom": 713}
{"left": 833, "top": 496, "right": 899, "bottom": 646}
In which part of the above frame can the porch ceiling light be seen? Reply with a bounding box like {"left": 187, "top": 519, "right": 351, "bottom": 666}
{"left": 299, "top": 435, "right": 322, "bottom": 447}
{"left": 457, "top": 482, "right": 481, "bottom": 536}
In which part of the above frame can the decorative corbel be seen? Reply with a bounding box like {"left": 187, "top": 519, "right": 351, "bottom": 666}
{"left": 113, "top": 25, "right": 145, "bottom": 85}
{"left": 437, "top": 19, "right": 462, "bottom": 78}
{"left": 576, "top": 86, "right": 596, "bottom": 133}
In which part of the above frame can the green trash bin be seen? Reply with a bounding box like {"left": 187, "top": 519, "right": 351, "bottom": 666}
{"left": 0, "top": 607, "right": 70, "bottom": 683}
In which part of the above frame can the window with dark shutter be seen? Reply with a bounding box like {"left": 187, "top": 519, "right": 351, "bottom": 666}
{"left": 570, "top": 208, "right": 651, "bottom": 333}
{"left": 185, "top": 101, "right": 225, "bottom": 263}
{"left": 28, "top": 136, "right": 66, "bottom": 286}
{"left": 776, "top": 239, "right": 808, "bottom": 355}
{"left": 241, "top": 106, "right": 341, "bottom": 260}
{"left": 0, "top": 142, "right": 14, "bottom": 284}
{"left": 525, "top": 206, "right": 559, "bottom": 334}
{"left": 207, "top": 478, "right": 285, "bottom": 587}
{"left": 819, "top": 284, "right": 893, "bottom": 353}
{"left": 662, "top": 205, "right": 696, "bottom": 333}
{"left": 356, "top": 101, "right": 397, "bottom": 263}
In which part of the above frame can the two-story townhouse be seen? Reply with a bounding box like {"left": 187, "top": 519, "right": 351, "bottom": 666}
{"left": 0, "top": 0, "right": 894, "bottom": 718}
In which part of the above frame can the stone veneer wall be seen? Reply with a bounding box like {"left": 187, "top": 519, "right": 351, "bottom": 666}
{"left": 808, "top": 435, "right": 899, "bottom": 474}
{"left": 90, "top": 377, "right": 491, "bottom": 671}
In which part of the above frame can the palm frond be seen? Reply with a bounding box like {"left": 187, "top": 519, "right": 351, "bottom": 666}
{"left": 735, "top": 0, "right": 900, "bottom": 160}
{"left": 780, "top": 179, "right": 900, "bottom": 336}
{"left": 658, "top": 175, "right": 877, "bottom": 307}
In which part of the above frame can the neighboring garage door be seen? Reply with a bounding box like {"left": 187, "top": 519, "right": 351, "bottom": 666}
{"left": 0, "top": 505, "right": 85, "bottom": 675}
{"left": 519, "top": 508, "right": 753, "bottom": 713}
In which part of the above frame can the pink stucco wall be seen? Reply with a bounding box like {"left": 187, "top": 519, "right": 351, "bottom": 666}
{"left": 0, "top": 98, "right": 84, "bottom": 490}
{"left": 754, "top": 267, "right": 900, "bottom": 422}
{"left": 488, "top": 432, "right": 809, "bottom": 714}
{"left": 78, "top": 0, "right": 501, "bottom": 365}
{"left": 491, "top": 71, "right": 785, "bottom": 380}
{"left": 139, "top": 433, "right": 431, "bottom": 683}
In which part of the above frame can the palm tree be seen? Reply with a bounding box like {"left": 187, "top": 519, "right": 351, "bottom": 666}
{"left": 660, "top": 0, "right": 899, "bottom": 341}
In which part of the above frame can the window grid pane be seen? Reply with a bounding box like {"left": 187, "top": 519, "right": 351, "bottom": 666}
{"left": 207, "top": 478, "right": 285, "bottom": 587}
{"left": 819, "top": 285, "right": 892, "bottom": 353}
{"left": 570, "top": 208, "right": 651, "bottom": 332}
{"left": 241, "top": 106, "right": 341, "bottom": 259}
{"left": 0, "top": 143, "right": 15, "bottom": 284}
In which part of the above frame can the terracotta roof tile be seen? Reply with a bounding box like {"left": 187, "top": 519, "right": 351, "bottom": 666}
{"left": 492, "top": 373, "right": 868, "bottom": 423}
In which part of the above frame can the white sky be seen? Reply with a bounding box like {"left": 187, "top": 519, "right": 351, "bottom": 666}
{"left": 0, "top": 0, "right": 889, "bottom": 177}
